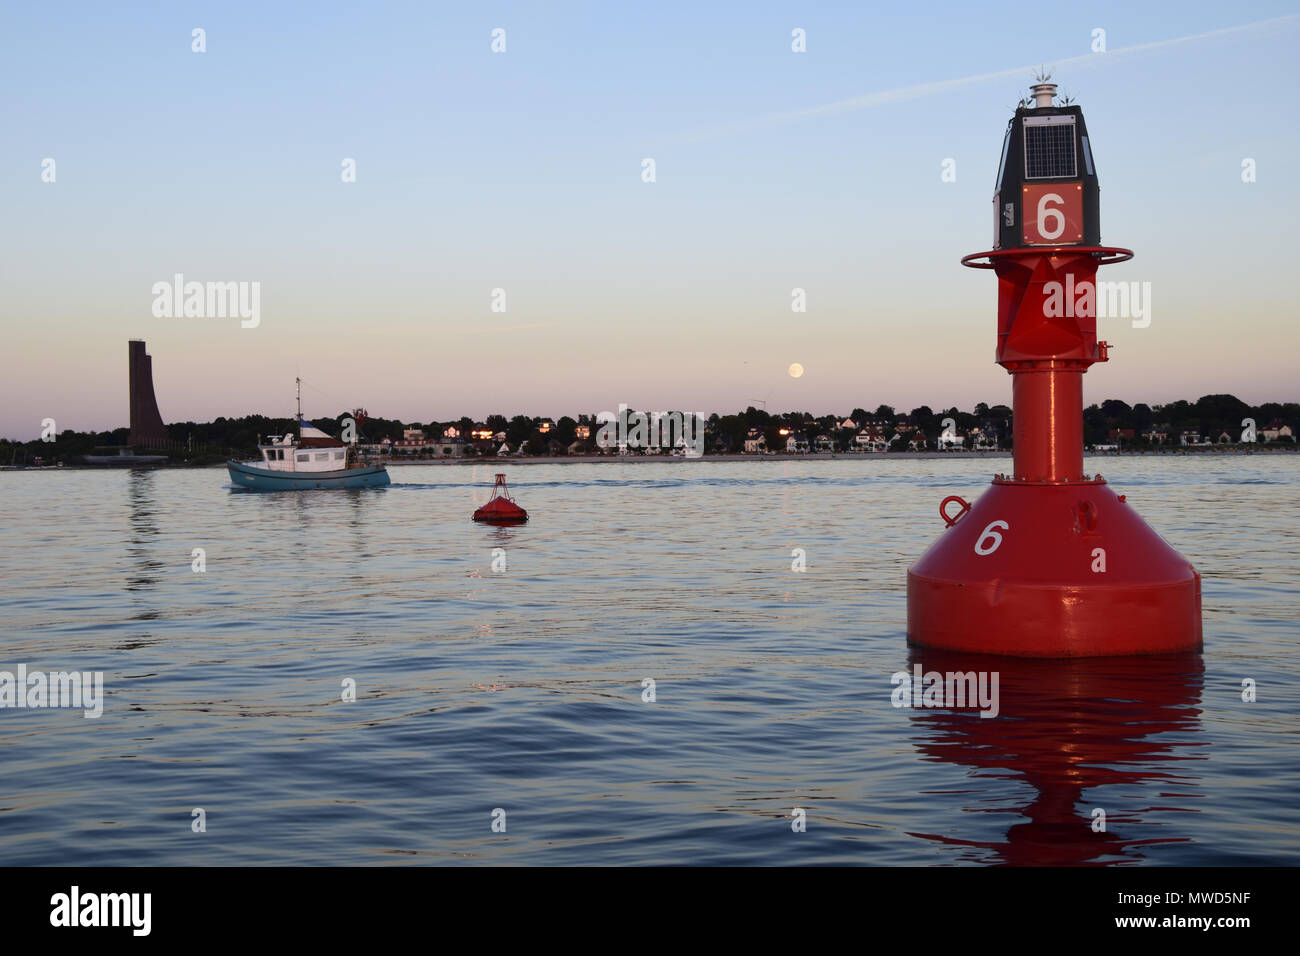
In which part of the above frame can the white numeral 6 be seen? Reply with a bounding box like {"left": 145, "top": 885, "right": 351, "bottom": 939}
{"left": 974, "top": 520, "right": 1009, "bottom": 556}
{"left": 1037, "top": 193, "right": 1065, "bottom": 240}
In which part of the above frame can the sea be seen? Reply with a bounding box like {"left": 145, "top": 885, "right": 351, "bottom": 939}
{"left": 0, "top": 454, "right": 1296, "bottom": 865}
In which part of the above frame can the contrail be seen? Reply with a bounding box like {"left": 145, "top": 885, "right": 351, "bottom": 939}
{"left": 665, "top": 13, "right": 1298, "bottom": 145}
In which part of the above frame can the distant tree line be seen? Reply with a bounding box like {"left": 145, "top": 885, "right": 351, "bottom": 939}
{"left": 1077, "top": 394, "right": 1298, "bottom": 447}
{"left": 2, "top": 393, "right": 1294, "bottom": 465}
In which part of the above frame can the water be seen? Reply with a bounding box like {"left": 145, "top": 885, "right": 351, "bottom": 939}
{"left": 0, "top": 456, "right": 1296, "bottom": 865}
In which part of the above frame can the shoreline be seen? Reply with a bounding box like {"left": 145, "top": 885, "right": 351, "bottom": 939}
{"left": 6, "top": 447, "right": 1296, "bottom": 471}
{"left": 377, "top": 447, "right": 1299, "bottom": 465}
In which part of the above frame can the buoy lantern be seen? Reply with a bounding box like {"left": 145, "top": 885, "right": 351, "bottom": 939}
{"left": 906, "top": 78, "right": 1202, "bottom": 658}
{"left": 473, "top": 473, "right": 528, "bottom": 524}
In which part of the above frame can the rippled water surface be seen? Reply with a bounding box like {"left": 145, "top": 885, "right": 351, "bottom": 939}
{"left": 1, "top": 456, "right": 1296, "bottom": 865}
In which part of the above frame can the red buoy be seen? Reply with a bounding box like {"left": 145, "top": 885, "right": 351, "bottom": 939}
{"left": 906, "top": 77, "right": 1202, "bottom": 658}
{"left": 473, "top": 473, "right": 528, "bottom": 524}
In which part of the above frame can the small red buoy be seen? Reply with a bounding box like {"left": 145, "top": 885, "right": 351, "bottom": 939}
{"left": 473, "top": 473, "right": 528, "bottom": 524}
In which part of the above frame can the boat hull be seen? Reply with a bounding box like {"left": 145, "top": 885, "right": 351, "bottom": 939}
{"left": 226, "top": 460, "right": 390, "bottom": 491}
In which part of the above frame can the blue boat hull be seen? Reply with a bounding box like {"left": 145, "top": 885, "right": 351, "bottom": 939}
{"left": 227, "top": 460, "right": 390, "bottom": 491}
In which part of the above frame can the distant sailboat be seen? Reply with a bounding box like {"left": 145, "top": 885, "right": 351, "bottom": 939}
{"left": 226, "top": 379, "right": 390, "bottom": 490}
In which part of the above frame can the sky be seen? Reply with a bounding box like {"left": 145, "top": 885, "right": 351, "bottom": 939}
{"left": 2, "top": 1, "right": 1298, "bottom": 438}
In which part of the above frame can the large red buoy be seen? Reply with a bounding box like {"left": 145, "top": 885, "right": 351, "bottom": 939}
{"left": 473, "top": 473, "right": 528, "bottom": 524}
{"left": 907, "top": 76, "right": 1202, "bottom": 658}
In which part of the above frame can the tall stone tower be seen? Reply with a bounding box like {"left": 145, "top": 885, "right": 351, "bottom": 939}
{"left": 128, "top": 340, "right": 168, "bottom": 447}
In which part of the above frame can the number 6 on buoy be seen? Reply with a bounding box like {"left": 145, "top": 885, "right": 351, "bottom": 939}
{"left": 1035, "top": 193, "right": 1065, "bottom": 240}
{"left": 974, "top": 520, "right": 1009, "bottom": 556}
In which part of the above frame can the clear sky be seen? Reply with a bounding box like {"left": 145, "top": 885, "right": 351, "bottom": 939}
{"left": 2, "top": 1, "right": 1297, "bottom": 437}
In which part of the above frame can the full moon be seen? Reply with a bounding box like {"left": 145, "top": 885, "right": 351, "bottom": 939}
{"left": 788, "top": 363, "right": 804, "bottom": 378}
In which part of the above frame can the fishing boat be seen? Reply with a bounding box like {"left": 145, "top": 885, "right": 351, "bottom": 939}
{"left": 226, "top": 380, "right": 390, "bottom": 491}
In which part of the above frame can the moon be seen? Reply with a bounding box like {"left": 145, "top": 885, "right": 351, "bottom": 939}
{"left": 788, "top": 363, "right": 804, "bottom": 379}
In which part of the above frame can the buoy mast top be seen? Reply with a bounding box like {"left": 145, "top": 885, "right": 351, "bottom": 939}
{"left": 992, "top": 73, "right": 1100, "bottom": 250}
{"left": 962, "top": 74, "right": 1133, "bottom": 485}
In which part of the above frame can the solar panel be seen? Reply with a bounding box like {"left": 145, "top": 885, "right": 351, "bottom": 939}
{"left": 1023, "top": 120, "right": 1076, "bottom": 179}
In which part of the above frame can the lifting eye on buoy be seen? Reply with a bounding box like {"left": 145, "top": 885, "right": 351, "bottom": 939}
{"left": 940, "top": 495, "right": 972, "bottom": 527}
{"left": 1075, "top": 499, "right": 1099, "bottom": 533}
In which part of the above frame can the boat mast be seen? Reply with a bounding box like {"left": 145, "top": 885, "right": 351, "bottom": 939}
{"left": 296, "top": 377, "right": 302, "bottom": 438}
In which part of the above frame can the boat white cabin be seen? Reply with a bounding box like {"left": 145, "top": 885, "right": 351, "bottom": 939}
{"left": 256, "top": 422, "right": 359, "bottom": 473}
